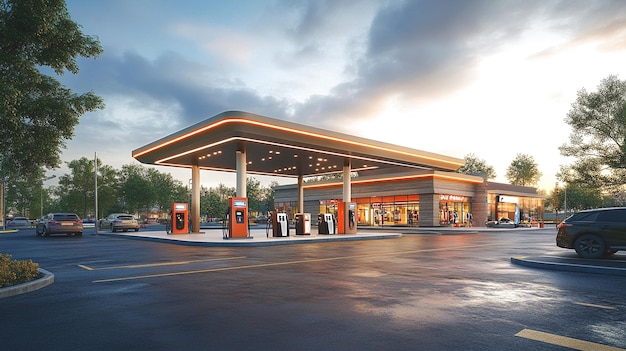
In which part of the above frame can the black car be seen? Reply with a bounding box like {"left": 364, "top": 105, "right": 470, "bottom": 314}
{"left": 556, "top": 207, "right": 626, "bottom": 258}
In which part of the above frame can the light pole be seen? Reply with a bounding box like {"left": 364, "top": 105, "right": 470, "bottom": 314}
{"left": 1, "top": 178, "right": 5, "bottom": 231}
{"left": 40, "top": 175, "right": 56, "bottom": 218}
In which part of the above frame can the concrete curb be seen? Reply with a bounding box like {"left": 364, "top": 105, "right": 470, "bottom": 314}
{"left": 100, "top": 232, "right": 403, "bottom": 246}
{"left": 511, "top": 256, "right": 626, "bottom": 277}
{"left": 0, "top": 268, "right": 55, "bottom": 299}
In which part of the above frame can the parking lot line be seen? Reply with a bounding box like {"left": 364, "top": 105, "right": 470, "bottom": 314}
{"left": 93, "top": 244, "right": 497, "bottom": 283}
{"left": 515, "top": 328, "right": 625, "bottom": 351}
{"left": 79, "top": 256, "right": 247, "bottom": 271}
{"left": 574, "top": 302, "right": 617, "bottom": 310}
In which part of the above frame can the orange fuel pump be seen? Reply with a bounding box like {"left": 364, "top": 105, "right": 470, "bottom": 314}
{"left": 170, "top": 202, "right": 189, "bottom": 234}
{"left": 337, "top": 201, "right": 357, "bottom": 234}
{"left": 226, "top": 197, "right": 249, "bottom": 239}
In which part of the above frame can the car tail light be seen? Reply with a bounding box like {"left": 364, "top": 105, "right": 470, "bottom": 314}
{"left": 556, "top": 222, "right": 571, "bottom": 229}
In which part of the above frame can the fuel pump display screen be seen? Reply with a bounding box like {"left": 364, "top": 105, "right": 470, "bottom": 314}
{"left": 233, "top": 200, "right": 246, "bottom": 207}
{"left": 235, "top": 210, "right": 244, "bottom": 223}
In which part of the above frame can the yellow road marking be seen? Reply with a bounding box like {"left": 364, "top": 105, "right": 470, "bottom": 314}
{"left": 93, "top": 244, "right": 497, "bottom": 283}
{"left": 80, "top": 256, "right": 246, "bottom": 271}
{"left": 574, "top": 302, "right": 617, "bottom": 310}
{"left": 515, "top": 328, "right": 626, "bottom": 351}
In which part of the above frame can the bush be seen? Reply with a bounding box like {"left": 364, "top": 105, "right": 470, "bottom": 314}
{"left": 0, "top": 253, "right": 40, "bottom": 288}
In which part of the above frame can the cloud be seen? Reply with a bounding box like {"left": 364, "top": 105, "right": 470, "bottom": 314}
{"left": 64, "top": 50, "right": 291, "bottom": 127}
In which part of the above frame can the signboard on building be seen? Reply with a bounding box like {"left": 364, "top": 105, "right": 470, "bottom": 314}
{"left": 439, "top": 194, "right": 467, "bottom": 202}
{"left": 498, "top": 195, "right": 519, "bottom": 203}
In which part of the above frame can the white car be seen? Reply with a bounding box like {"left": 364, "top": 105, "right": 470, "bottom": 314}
{"left": 99, "top": 213, "right": 139, "bottom": 232}
{"left": 7, "top": 217, "right": 32, "bottom": 228}
{"left": 486, "top": 217, "right": 519, "bottom": 228}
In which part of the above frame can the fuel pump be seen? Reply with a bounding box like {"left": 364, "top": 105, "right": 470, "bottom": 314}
{"left": 337, "top": 201, "right": 357, "bottom": 234}
{"left": 170, "top": 202, "right": 189, "bottom": 234}
{"left": 295, "top": 213, "right": 311, "bottom": 235}
{"left": 226, "top": 197, "right": 250, "bottom": 239}
{"left": 318, "top": 213, "right": 336, "bottom": 235}
{"left": 271, "top": 212, "right": 289, "bottom": 237}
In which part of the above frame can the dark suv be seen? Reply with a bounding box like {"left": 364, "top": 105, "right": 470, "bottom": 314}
{"left": 556, "top": 207, "right": 626, "bottom": 258}
{"left": 36, "top": 212, "right": 83, "bottom": 237}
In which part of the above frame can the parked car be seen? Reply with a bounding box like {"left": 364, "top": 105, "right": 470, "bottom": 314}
{"left": 100, "top": 213, "right": 139, "bottom": 232}
{"left": 7, "top": 217, "right": 32, "bottom": 228}
{"left": 36, "top": 213, "right": 83, "bottom": 237}
{"left": 486, "top": 217, "right": 518, "bottom": 228}
{"left": 556, "top": 207, "right": 626, "bottom": 259}
{"left": 145, "top": 218, "right": 158, "bottom": 224}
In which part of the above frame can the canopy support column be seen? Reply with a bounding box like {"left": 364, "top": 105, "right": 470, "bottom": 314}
{"left": 236, "top": 150, "right": 246, "bottom": 198}
{"left": 298, "top": 175, "right": 304, "bottom": 213}
{"left": 191, "top": 164, "right": 200, "bottom": 233}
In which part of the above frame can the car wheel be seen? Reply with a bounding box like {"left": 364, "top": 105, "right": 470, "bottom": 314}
{"left": 76, "top": 232, "right": 83, "bottom": 237}
{"left": 41, "top": 227, "right": 49, "bottom": 237}
{"left": 574, "top": 234, "right": 606, "bottom": 259}
{"left": 135, "top": 228, "right": 139, "bottom": 232}
{"left": 123, "top": 229, "right": 128, "bottom": 232}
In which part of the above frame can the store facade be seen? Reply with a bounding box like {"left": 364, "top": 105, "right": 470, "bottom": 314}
{"left": 273, "top": 171, "right": 544, "bottom": 227}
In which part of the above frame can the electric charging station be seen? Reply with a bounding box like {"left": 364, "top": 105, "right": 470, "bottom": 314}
{"left": 337, "top": 201, "right": 357, "bottom": 234}
{"left": 318, "top": 213, "right": 336, "bottom": 234}
{"left": 170, "top": 202, "right": 189, "bottom": 234}
{"left": 271, "top": 212, "right": 289, "bottom": 237}
{"left": 226, "top": 197, "right": 249, "bottom": 239}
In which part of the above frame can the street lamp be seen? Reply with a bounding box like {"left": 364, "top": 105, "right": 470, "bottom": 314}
{"left": 1, "top": 178, "right": 5, "bottom": 231}
{"left": 41, "top": 175, "right": 56, "bottom": 218}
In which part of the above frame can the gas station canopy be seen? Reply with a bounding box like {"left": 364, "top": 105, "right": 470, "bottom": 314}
{"left": 132, "top": 111, "right": 464, "bottom": 177}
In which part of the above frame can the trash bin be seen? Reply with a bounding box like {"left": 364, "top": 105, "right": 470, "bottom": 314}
{"left": 296, "top": 213, "right": 311, "bottom": 235}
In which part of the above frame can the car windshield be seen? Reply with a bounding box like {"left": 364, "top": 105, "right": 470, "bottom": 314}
{"left": 53, "top": 214, "right": 78, "bottom": 221}
{"left": 117, "top": 215, "right": 134, "bottom": 220}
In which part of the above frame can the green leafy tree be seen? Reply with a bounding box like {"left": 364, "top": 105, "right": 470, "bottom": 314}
{"left": 119, "top": 164, "right": 153, "bottom": 216}
{"left": 2, "top": 169, "right": 44, "bottom": 217}
{"left": 201, "top": 183, "right": 235, "bottom": 220}
{"left": 246, "top": 178, "right": 263, "bottom": 213}
{"left": 0, "top": 0, "right": 104, "bottom": 179}
{"left": 260, "top": 181, "right": 277, "bottom": 214}
{"left": 505, "top": 153, "right": 541, "bottom": 186}
{"left": 551, "top": 184, "right": 604, "bottom": 212}
{"left": 55, "top": 157, "right": 105, "bottom": 218}
{"left": 457, "top": 153, "right": 496, "bottom": 179}
{"left": 151, "top": 171, "right": 187, "bottom": 214}
{"left": 559, "top": 75, "right": 626, "bottom": 192}
{"left": 95, "top": 163, "right": 121, "bottom": 218}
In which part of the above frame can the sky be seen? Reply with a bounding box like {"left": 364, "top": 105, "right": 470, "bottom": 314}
{"left": 48, "top": 0, "right": 626, "bottom": 191}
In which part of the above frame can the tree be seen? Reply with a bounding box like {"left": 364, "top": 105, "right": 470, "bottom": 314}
{"left": 505, "top": 153, "right": 541, "bottom": 186}
{"left": 3, "top": 169, "right": 44, "bottom": 217}
{"left": 559, "top": 75, "right": 626, "bottom": 192}
{"left": 0, "top": 0, "right": 104, "bottom": 179}
{"left": 119, "top": 164, "right": 153, "bottom": 216}
{"left": 547, "top": 184, "right": 604, "bottom": 213}
{"left": 457, "top": 153, "right": 496, "bottom": 179}
{"left": 150, "top": 171, "right": 187, "bottom": 214}
{"left": 201, "top": 183, "right": 235, "bottom": 220}
{"left": 54, "top": 157, "right": 116, "bottom": 218}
